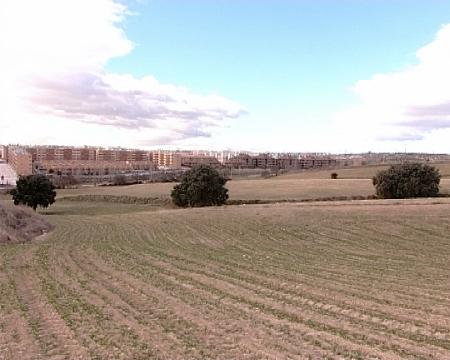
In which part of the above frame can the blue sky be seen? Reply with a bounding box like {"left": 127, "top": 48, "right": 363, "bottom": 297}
{"left": 114, "top": 1, "right": 450, "bottom": 151}
{"left": 3, "top": 0, "right": 450, "bottom": 152}
{"left": 112, "top": 1, "right": 448, "bottom": 87}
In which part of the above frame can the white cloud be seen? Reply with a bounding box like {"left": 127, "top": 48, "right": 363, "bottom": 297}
{"left": 333, "top": 24, "right": 450, "bottom": 151}
{"left": 0, "top": 0, "right": 244, "bottom": 147}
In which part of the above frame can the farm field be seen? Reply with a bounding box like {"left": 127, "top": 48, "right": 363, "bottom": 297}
{"left": 1, "top": 199, "right": 450, "bottom": 359}
{"left": 58, "top": 177, "right": 450, "bottom": 201}
{"left": 278, "top": 161, "right": 450, "bottom": 180}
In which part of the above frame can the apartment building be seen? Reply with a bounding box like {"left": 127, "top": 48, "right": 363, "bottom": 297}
{"left": 35, "top": 160, "right": 155, "bottom": 176}
{"left": 4, "top": 144, "right": 340, "bottom": 177}
{"left": 252, "top": 154, "right": 278, "bottom": 169}
{"left": 4, "top": 145, "right": 155, "bottom": 177}
{"left": 27, "top": 146, "right": 97, "bottom": 161}
{"left": 25, "top": 146, "right": 153, "bottom": 163}
{"left": 225, "top": 153, "right": 253, "bottom": 168}
{"left": 152, "top": 151, "right": 182, "bottom": 169}
{"left": 181, "top": 155, "right": 222, "bottom": 168}
{"left": 226, "top": 154, "right": 337, "bottom": 170}
{"left": 0, "top": 163, "right": 17, "bottom": 186}
{"left": 225, "top": 153, "right": 277, "bottom": 169}
{"left": 96, "top": 148, "right": 152, "bottom": 162}
{"left": 7, "top": 147, "right": 33, "bottom": 176}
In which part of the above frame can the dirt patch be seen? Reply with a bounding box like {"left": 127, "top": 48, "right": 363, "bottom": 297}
{"left": 0, "top": 204, "right": 52, "bottom": 244}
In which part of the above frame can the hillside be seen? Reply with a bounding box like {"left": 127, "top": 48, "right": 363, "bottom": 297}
{"left": 0, "top": 204, "right": 52, "bottom": 244}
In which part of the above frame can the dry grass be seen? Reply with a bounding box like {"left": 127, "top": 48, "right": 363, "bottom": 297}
{"left": 0, "top": 204, "right": 52, "bottom": 244}
{"left": 279, "top": 161, "right": 450, "bottom": 180}
{"left": 1, "top": 199, "right": 450, "bottom": 358}
{"left": 57, "top": 177, "right": 450, "bottom": 202}
{"left": 59, "top": 178, "right": 374, "bottom": 200}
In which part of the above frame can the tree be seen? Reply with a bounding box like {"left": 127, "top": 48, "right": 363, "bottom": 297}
{"left": 330, "top": 172, "right": 338, "bottom": 179}
{"left": 10, "top": 175, "right": 56, "bottom": 211}
{"left": 372, "top": 163, "right": 440, "bottom": 199}
{"left": 171, "top": 165, "right": 229, "bottom": 207}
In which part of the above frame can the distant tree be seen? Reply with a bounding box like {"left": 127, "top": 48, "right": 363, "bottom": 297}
{"left": 10, "top": 175, "right": 56, "bottom": 211}
{"left": 171, "top": 165, "right": 229, "bottom": 207}
{"left": 330, "top": 172, "right": 338, "bottom": 179}
{"left": 113, "top": 174, "right": 127, "bottom": 186}
{"left": 372, "top": 163, "right": 440, "bottom": 199}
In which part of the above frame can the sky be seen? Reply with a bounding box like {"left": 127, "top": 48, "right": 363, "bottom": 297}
{"left": 2, "top": 0, "right": 450, "bottom": 153}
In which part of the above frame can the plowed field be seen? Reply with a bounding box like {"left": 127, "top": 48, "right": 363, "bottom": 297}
{"left": 1, "top": 200, "right": 450, "bottom": 359}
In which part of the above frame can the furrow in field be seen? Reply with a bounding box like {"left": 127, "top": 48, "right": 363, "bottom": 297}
{"left": 144, "top": 245, "right": 450, "bottom": 343}
{"left": 52, "top": 219, "right": 291, "bottom": 359}
{"left": 119, "top": 240, "right": 450, "bottom": 353}
{"left": 84, "top": 247, "right": 376, "bottom": 359}
{"left": 74, "top": 219, "right": 366, "bottom": 358}
{"left": 199, "top": 218, "right": 450, "bottom": 317}
{"left": 124, "top": 217, "right": 450, "bottom": 328}
{"left": 0, "top": 257, "right": 42, "bottom": 360}
{"left": 45, "top": 243, "right": 179, "bottom": 359}
{"left": 6, "top": 246, "right": 90, "bottom": 360}
{"left": 81, "top": 225, "right": 442, "bottom": 360}
{"left": 103, "top": 221, "right": 450, "bottom": 336}
{"left": 66, "top": 240, "right": 332, "bottom": 359}
{"left": 139, "top": 217, "right": 450, "bottom": 354}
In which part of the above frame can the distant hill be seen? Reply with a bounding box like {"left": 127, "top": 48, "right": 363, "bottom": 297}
{"left": 0, "top": 204, "right": 52, "bottom": 244}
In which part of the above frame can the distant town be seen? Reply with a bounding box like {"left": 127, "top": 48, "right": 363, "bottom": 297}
{"left": 1, "top": 144, "right": 449, "bottom": 187}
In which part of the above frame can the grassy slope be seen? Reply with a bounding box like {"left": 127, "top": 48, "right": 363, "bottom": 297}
{"left": 1, "top": 199, "right": 450, "bottom": 358}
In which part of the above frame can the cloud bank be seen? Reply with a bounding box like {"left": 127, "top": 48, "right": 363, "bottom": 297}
{"left": 334, "top": 25, "right": 450, "bottom": 151}
{"left": 0, "top": 0, "right": 244, "bottom": 147}
{"left": 334, "top": 24, "right": 450, "bottom": 150}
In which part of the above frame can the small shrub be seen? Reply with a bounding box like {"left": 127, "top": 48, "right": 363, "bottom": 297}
{"left": 171, "top": 165, "right": 229, "bottom": 207}
{"left": 372, "top": 163, "right": 440, "bottom": 199}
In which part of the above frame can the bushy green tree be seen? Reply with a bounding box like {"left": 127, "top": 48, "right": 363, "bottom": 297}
{"left": 10, "top": 175, "right": 56, "bottom": 211}
{"left": 372, "top": 163, "right": 440, "bottom": 199}
{"left": 171, "top": 165, "right": 228, "bottom": 207}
